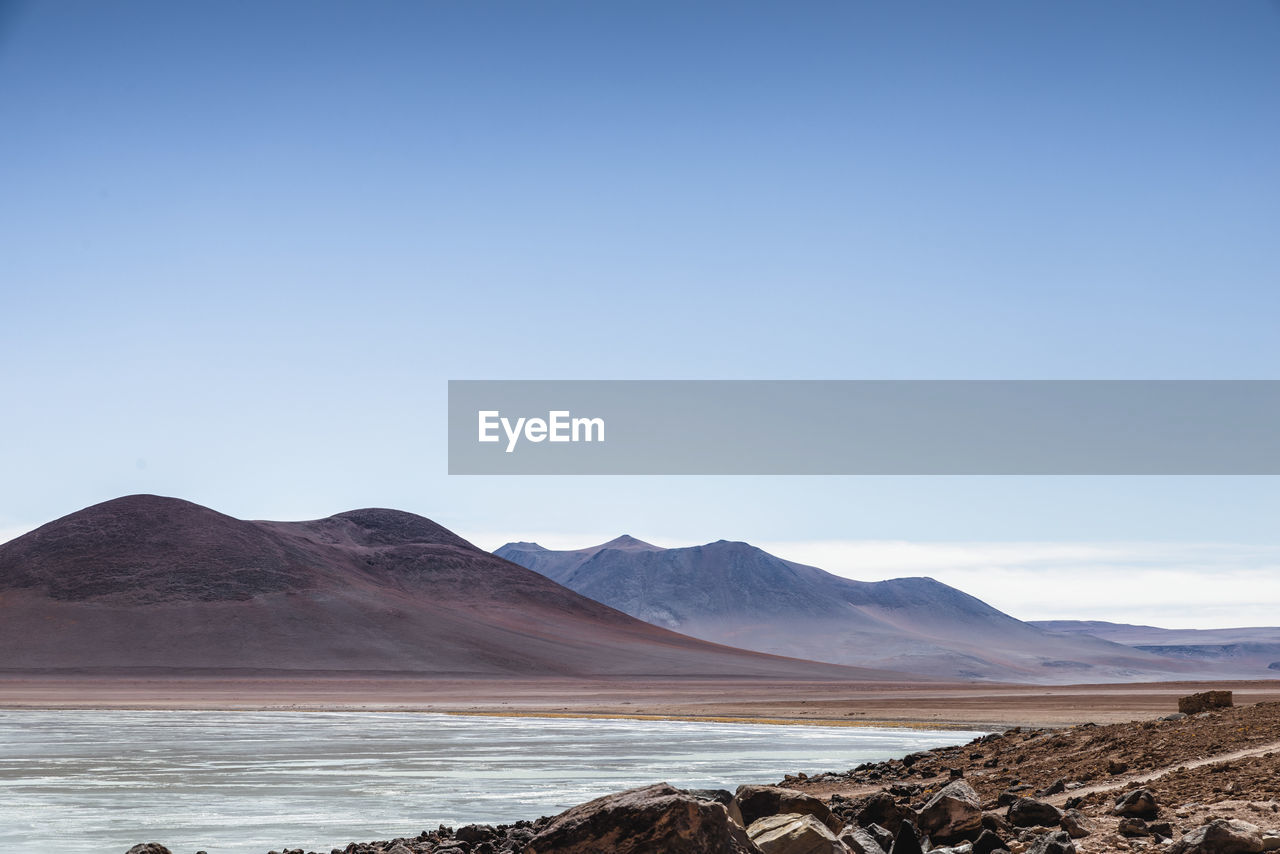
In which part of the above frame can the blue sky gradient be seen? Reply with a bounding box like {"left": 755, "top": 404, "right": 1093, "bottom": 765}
{"left": 3, "top": 2, "right": 1280, "bottom": 624}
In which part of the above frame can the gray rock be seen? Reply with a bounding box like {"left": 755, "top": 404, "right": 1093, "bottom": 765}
{"left": 866, "top": 823, "right": 896, "bottom": 851}
{"left": 1114, "top": 789, "right": 1160, "bottom": 820}
{"left": 1119, "top": 818, "right": 1150, "bottom": 837}
{"left": 1036, "top": 779, "right": 1067, "bottom": 797}
{"left": 525, "top": 782, "right": 762, "bottom": 853}
{"left": 1026, "top": 830, "right": 1076, "bottom": 854}
{"left": 918, "top": 780, "right": 983, "bottom": 843}
{"left": 929, "top": 845, "right": 974, "bottom": 854}
{"left": 747, "top": 813, "right": 844, "bottom": 854}
{"left": 841, "top": 825, "right": 888, "bottom": 854}
{"left": 125, "top": 846, "right": 173, "bottom": 854}
{"left": 1007, "top": 797, "right": 1063, "bottom": 828}
{"left": 1059, "top": 809, "right": 1094, "bottom": 839}
{"left": 1170, "top": 820, "right": 1265, "bottom": 854}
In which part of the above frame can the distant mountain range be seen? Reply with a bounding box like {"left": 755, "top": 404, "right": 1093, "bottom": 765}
{"left": 6, "top": 495, "right": 1273, "bottom": 685}
{"left": 0, "top": 495, "right": 893, "bottom": 681}
{"left": 496, "top": 537, "right": 1265, "bottom": 683}
{"left": 1031, "top": 620, "right": 1280, "bottom": 673}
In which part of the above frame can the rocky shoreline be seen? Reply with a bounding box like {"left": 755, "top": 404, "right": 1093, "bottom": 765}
{"left": 126, "top": 693, "right": 1280, "bottom": 854}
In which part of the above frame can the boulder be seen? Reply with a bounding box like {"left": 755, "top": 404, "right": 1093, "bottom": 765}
{"left": 1025, "top": 830, "right": 1075, "bottom": 854}
{"left": 455, "top": 824, "right": 496, "bottom": 843}
{"left": 1058, "top": 810, "right": 1094, "bottom": 839}
{"left": 1178, "top": 691, "right": 1233, "bottom": 715}
{"left": 889, "top": 821, "right": 925, "bottom": 854}
{"left": 918, "top": 780, "right": 984, "bottom": 843}
{"left": 901, "top": 751, "right": 932, "bottom": 767}
{"left": 1170, "top": 820, "right": 1265, "bottom": 854}
{"left": 1007, "top": 798, "right": 1063, "bottom": 828}
{"left": 1118, "top": 818, "right": 1150, "bottom": 837}
{"left": 929, "top": 845, "right": 975, "bottom": 854}
{"left": 525, "top": 782, "right": 762, "bottom": 854}
{"left": 731, "top": 785, "right": 838, "bottom": 833}
{"left": 1113, "top": 789, "right": 1160, "bottom": 820}
{"left": 865, "top": 823, "right": 896, "bottom": 851}
{"left": 982, "top": 813, "right": 1014, "bottom": 838}
{"left": 1036, "top": 779, "right": 1066, "bottom": 797}
{"left": 125, "top": 847, "right": 172, "bottom": 854}
{"left": 972, "top": 828, "right": 1008, "bottom": 854}
{"left": 841, "top": 825, "right": 888, "bottom": 854}
{"left": 747, "top": 814, "right": 845, "bottom": 854}
{"left": 856, "top": 791, "right": 915, "bottom": 833}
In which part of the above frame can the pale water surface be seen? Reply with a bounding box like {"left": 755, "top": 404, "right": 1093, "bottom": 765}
{"left": 0, "top": 710, "right": 985, "bottom": 854}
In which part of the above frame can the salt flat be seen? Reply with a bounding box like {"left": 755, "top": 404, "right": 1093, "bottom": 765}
{"left": 0, "top": 709, "right": 980, "bottom": 854}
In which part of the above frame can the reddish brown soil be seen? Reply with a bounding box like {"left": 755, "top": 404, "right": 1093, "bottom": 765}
{"left": 788, "top": 699, "right": 1280, "bottom": 852}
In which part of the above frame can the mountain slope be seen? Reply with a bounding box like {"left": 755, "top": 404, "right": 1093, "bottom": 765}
{"left": 0, "top": 495, "right": 905, "bottom": 681}
{"left": 496, "top": 538, "right": 1211, "bottom": 683}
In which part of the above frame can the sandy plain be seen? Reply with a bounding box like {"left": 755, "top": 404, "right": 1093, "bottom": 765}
{"left": 3, "top": 674, "right": 1278, "bottom": 729}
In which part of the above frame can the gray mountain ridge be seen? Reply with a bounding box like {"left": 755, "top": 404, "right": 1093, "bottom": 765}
{"left": 1031, "top": 620, "right": 1280, "bottom": 673}
{"left": 495, "top": 537, "right": 1267, "bottom": 683}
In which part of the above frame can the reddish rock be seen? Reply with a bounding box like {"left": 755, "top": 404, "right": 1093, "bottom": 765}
{"left": 917, "top": 780, "right": 983, "bottom": 842}
{"left": 730, "top": 785, "right": 839, "bottom": 833}
{"left": 525, "top": 782, "right": 762, "bottom": 854}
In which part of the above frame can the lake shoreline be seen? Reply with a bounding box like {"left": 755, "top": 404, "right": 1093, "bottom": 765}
{"left": 3, "top": 674, "right": 1278, "bottom": 729}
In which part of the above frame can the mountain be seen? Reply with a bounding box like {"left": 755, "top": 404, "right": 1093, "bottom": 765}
{"left": 1031, "top": 620, "right": 1280, "bottom": 673}
{"left": 495, "top": 538, "right": 1215, "bottom": 683}
{"left": 0, "top": 495, "right": 904, "bottom": 681}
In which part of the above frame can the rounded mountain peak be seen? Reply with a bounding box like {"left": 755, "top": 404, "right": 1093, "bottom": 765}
{"left": 597, "top": 534, "right": 659, "bottom": 550}
{"left": 0, "top": 494, "right": 314, "bottom": 602}
{"left": 327, "top": 508, "right": 475, "bottom": 549}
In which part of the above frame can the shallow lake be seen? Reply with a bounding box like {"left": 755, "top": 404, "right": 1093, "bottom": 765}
{"left": 0, "top": 709, "right": 987, "bottom": 854}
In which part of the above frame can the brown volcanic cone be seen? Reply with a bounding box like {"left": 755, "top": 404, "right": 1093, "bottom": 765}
{"left": 0, "top": 495, "right": 902, "bottom": 680}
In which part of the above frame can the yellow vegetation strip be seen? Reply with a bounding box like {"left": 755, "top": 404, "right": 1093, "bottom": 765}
{"left": 441, "top": 709, "right": 987, "bottom": 730}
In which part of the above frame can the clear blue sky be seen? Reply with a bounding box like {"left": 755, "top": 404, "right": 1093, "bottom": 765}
{"left": 3, "top": 2, "right": 1280, "bottom": 623}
